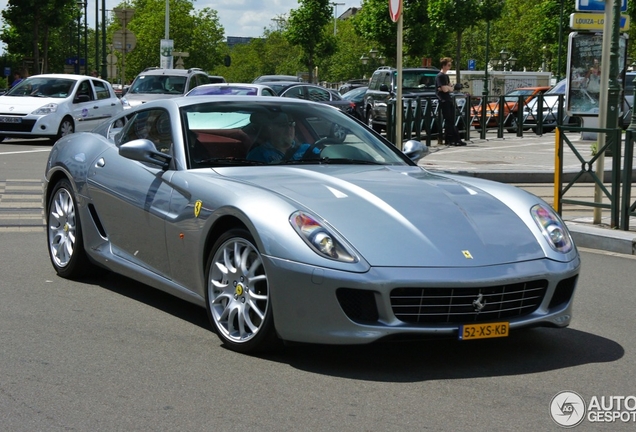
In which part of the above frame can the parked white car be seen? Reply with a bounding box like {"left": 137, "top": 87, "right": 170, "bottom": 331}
{"left": 0, "top": 74, "right": 123, "bottom": 143}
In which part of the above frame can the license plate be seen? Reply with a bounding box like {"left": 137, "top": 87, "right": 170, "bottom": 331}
{"left": 0, "top": 116, "right": 21, "bottom": 124}
{"left": 459, "top": 322, "right": 509, "bottom": 340}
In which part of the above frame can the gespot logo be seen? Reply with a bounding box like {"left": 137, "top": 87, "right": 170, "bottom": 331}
{"left": 550, "top": 391, "right": 586, "bottom": 428}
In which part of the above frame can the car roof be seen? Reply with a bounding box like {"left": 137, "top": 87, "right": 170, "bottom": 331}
{"left": 137, "top": 68, "right": 205, "bottom": 77}
{"left": 185, "top": 83, "right": 275, "bottom": 95}
{"left": 253, "top": 74, "right": 302, "bottom": 82}
{"left": 21, "top": 73, "right": 107, "bottom": 82}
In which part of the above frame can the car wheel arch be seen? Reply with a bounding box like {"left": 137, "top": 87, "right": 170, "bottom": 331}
{"left": 202, "top": 214, "right": 269, "bottom": 277}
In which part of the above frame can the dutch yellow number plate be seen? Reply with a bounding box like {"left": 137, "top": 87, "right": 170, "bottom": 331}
{"left": 459, "top": 322, "right": 509, "bottom": 340}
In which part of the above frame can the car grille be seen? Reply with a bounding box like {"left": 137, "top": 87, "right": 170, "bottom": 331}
{"left": 0, "top": 118, "right": 36, "bottom": 133}
{"left": 390, "top": 280, "right": 548, "bottom": 324}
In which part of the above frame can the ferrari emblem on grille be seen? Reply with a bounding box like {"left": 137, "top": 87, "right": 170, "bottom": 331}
{"left": 462, "top": 250, "right": 473, "bottom": 259}
{"left": 472, "top": 293, "right": 486, "bottom": 312}
{"left": 194, "top": 200, "right": 202, "bottom": 217}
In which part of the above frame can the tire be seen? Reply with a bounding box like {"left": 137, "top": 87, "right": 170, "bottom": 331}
{"left": 205, "top": 228, "right": 278, "bottom": 353}
{"left": 47, "top": 179, "right": 93, "bottom": 279}
{"left": 55, "top": 116, "right": 75, "bottom": 142}
{"left": 366, "top": 110, "right": 382, "bottom": 133}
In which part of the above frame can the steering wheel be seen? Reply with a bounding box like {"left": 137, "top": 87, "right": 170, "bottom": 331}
{"left": 301, "top": 137, "right": 331, "bottom": 159}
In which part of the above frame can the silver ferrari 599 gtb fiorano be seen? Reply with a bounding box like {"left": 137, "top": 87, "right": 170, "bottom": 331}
{"left": 44, "top": 96, "right": 580, "bottom": 354}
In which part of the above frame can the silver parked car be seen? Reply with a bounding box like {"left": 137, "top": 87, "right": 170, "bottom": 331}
{"left": 44, "top": 96, "right": 580, "bottom": 354}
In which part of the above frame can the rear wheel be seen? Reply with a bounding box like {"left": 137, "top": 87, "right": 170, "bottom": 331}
{"left": 205, "top": 229, "right": 279, "bottom": 353}
{"left": 47, "top": 179, "right": 93, "bottom": 279}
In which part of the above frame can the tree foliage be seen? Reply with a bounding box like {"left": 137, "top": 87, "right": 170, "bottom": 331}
{"left": 119, "top": 0, "right": 224, "bottom": 83}
{"left": 1, "top": 0, "right": 77, "bottom": 75}
{"left": 209, "top": 27, "right": 304, "bottom": 83}
{"left": 285, "top": 0, "right": 334, "bottom": 83}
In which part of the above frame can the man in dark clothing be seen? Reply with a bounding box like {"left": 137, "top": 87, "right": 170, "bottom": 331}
{"left": 436, "top": 57, "right": 466, "bottom": 146}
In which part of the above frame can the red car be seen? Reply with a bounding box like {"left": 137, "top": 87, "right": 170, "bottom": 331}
{"left": 472, "top": 86, "right": 550, "bottom": 130}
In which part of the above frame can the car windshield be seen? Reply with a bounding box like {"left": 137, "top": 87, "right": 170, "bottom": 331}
{"left": 400, "top": 70, "right": 438, "bottom": 91}
{"left": 128, "top": 75, "right": 187, "bottom": 95}
{"left": 503, "top": 89, "right": 536, "bottom": 102}
{"left": 6, "top": 77, "right": 76, "bottom": 98}
{"left": 181, "top": 100, "right": 411, "bottom": 168}
{"left": 547, "top": 79, "right": 567, "bottom": 95}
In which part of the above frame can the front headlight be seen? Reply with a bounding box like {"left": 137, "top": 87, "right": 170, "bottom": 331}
{"left": 32, "top": 103, "right": 59, "bottom": 115}
{"left": 290, "top": 211, "right": 358, "bottom": 262}
{"left": 531, "top": 204, "right": 573, "bottom": 253}
{"left": 121, "top": 97, "right": 131, "bottom": 108}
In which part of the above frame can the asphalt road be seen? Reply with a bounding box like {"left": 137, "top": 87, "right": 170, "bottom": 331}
{"left": 1, "top": 138, "right": 636, "bottom": 431}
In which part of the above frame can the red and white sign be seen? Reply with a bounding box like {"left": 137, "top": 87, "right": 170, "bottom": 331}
{"left": 389, "top": 0, "right": 402, "bottom": 22}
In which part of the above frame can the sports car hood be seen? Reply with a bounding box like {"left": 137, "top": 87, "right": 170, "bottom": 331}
{"left": 0, "top": 95, "right": 66, "bottom": 114}
{"left": 218, "top": 166, "right": 547, "bottom": 267}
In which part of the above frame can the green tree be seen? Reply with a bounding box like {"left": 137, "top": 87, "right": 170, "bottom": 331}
{"left": 209, "top": 28, "right": 303, "bottom": 83}
{"left": 317, "top": 19, "right": 371, "bottom": 82}
{"left": 353, "top": 0, "right": 450, "bottom": 67}
{"left": 428, "top": 0, "right": 496, "bottom": 82}
{"left": 1, "top": 0, "right": 76, "bottom": 75}
{"left": 285, "top": 0, "right": 334, "bottom": 83}
{"left": 115, "top": 0, "right": 224, "bottom": 83}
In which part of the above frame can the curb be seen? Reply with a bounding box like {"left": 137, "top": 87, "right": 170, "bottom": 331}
{"left": 566, "top": 222, "right": 636, "bottom": 255}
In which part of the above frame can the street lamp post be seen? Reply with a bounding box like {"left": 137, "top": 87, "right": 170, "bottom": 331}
{"left": 76, "top": 1, "right": 87, "bottom": 74}
{"left": 331, "top": 2, "right": 345, "bottom": 36}
{"left": 75, "top": 2, "right": 82, "bottom": 74}
{"left": 481, "top": 20, "right": 491, "bottom": 140}
{"left": 83, "top": 0, "right": 88, "bottom": 75}
{"left": 494, "top": 49, "right": 516, "bottom": 71}
{"left": 101, "top": 0, "right": 107, "bottom": 79}
{"left": 360, "top": 48, "right": 385, "bottom": 79}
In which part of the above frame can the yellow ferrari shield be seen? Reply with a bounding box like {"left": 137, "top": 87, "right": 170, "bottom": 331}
{"left": 194, "top": 200, "right": 203, "bottom": 218}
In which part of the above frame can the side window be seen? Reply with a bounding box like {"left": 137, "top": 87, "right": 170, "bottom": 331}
{"left": 368, "top": 72, "right": 380, "bottom": 91}
{"left": 117, "top": 109, "right": 173, "bottom": 154}
{"left": 308, "top": 87, "right": 330, "bottom": 102}
{"left": 75, "top": 80, "right": 95, "bottom": 102}
{"left": 380, "top": 73, "right": 391, "bottom": 89}
{"left": 282, "top": 87, "right": 305, "bottom": 99}
{"left": 197, "top": 73, "right": 210, "bottom": 86}
{"left": 92, "top": 80, "right": 111, "bottom": 100}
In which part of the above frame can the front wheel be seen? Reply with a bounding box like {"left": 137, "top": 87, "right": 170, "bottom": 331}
{"left": 54, "top": 116, "right": 75, "bottom": 143}
{"left": 366, "top": 110, "right": 382, "bottom": 133}
{"left": 47, "top": 179, "right": 93, "bottom": 279}
{"left": 205, "top": 229, "right": 278, "bottom": 353}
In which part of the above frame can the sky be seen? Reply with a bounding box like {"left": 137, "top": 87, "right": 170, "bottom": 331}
{"left": 0, "top": 0, "right": 361, "bottom": 55}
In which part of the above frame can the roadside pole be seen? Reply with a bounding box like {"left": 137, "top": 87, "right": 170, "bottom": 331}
{"left": 389, "top": 0, "right": 404, "bottom": 150}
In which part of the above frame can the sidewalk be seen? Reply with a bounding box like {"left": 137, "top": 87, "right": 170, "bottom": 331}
{"left": 416, "top": 132, "right": 636, "bottom": 255}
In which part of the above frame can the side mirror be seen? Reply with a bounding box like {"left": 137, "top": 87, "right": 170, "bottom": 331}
{"left": 119, "top": 139, "right": 172, "bottom": 170}
{"left": 74, "top": 94, "right": 90, "bottom": 103}
{"left": 402, "top": 139, "right": 428, "bottom": 163}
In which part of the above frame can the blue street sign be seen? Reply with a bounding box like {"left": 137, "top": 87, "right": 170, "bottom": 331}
{"left": 576, "top": 0, "right": 627, "bottom": 12}
{"left": 4, "top": 66, "right": 10, "bottom": 77}
{"left": 468, "top": 59, "right": 476, "bottom": 71}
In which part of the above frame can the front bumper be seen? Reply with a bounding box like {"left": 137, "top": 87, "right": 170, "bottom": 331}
{"left": 266, "top": 256, "right": 580, "bottom": 345}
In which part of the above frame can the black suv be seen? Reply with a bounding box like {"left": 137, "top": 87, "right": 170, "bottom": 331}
{"left": 363, "top": 66, "right": 440, "bottom": 132}
{"left": 121, "top": 67, "right": 210, "bottom": 109}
